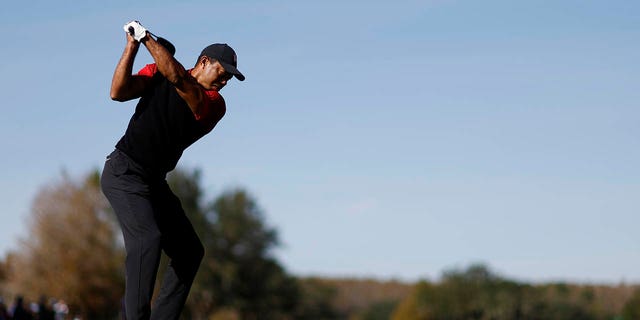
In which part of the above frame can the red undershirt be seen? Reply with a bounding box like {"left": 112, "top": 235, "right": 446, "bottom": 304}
{"left": 136, "top": 63, "right": 225, "bottom": 127}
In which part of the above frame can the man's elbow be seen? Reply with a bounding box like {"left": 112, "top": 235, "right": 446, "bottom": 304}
{"left": 110, "top": 88, "right": 129, "bottom": 102}
{"left": 110, "top": 92, "right": 125, "bottom": 102}
{"left": 165, "top": 72, "right": 183, "bottom": 87}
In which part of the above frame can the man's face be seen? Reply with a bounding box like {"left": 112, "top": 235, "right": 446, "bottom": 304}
{"left": 200, "top": 57, "right": 233, "bottom": 91}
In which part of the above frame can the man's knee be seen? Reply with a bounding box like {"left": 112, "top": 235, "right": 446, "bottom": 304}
{"left": 188, "top": 240, "right": 205, "bottom": 267}
{"left": 195, "top": 241, "right": 205, "bottom": 262}
{"left": 186, "top": 240, "right": 205, "bottom": 274}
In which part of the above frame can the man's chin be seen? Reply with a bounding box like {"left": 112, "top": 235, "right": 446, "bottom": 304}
{"left": 210, "top": 85, "right": 220, "bottom": 91}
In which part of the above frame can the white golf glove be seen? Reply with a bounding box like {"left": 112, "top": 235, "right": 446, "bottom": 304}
{"left": 123, "top": 20, "right": 148, "bottom": 42}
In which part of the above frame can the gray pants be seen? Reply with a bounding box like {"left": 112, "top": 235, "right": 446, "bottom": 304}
{"left": 101, "top": 149, "right": 204, "bottom": 320}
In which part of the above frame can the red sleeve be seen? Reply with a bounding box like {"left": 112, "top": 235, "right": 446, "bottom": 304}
{"left": 195, "top": 90, "right": 226, "bottom": 130}
{"left": 136, "top": 63, "right": 158, "bottom": 77}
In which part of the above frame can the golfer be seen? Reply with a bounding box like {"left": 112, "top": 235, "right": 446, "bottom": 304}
{"left": 101, "top": 20, "right": 244, "bottom": 320}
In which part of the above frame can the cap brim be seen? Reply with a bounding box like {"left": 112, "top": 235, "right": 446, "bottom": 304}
{"left": 220, "top": 62, "right": 245, "bottom": 81}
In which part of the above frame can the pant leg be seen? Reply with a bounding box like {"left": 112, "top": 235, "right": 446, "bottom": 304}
{"left": 101, "top": 152, "right": 163, "bottom": 320}
{"left": 150, "top": 181, "right": 204, "bottom": 320}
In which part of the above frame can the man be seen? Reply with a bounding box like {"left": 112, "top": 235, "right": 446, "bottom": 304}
{"left": 9, "top": 296, "right": 31, "bottom": 320}
{"left": 101, "top": 20, "right": 244, "bottom": 320}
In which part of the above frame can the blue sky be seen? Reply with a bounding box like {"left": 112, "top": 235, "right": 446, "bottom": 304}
{"left": 1, "top": 0, "right": 639, "bottom": 283}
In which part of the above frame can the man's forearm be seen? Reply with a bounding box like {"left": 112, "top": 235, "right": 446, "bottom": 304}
{"left": 142, "top": 34, "right": 188, "bottom": 87}
{"left": 139, "top": 30, "right": 204, "bottom": 116}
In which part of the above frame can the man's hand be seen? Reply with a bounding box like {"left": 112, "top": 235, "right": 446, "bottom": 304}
{"left": 123, "top": 20, "right": 148, "bottom": 42}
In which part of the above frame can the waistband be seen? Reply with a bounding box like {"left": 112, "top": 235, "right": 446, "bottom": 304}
{"left": 108, "top": 148, "right": 167, "bottom": 181}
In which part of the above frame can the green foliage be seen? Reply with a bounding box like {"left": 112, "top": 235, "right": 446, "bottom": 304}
{"left": 358, "top": 300, "right": 399, "bottom": 320}
{"left": 622, "top": 289, "right": 640, "bottom": 320}
{"left": 167, "top": 169, "right": 299, "bottom": 319}
{"left": 209, "top": 189, "right": 279, "bottom": 261}
{"left": 293, "top": 278, "right": 340, "bottom": 319}
{"left": 391, "top": 281, "right": 432, "bottom": 320}
{"left": 2, "top": 168, "right": 636, "bottom": 319}
{"left": 205, "top": 188, "right": 299, "bottom": 319}
{"left": 392, "top": 264, "right": 616, "bottom": 320}
{"left": 420, "top": 264, "right": 524, "bottom": 319}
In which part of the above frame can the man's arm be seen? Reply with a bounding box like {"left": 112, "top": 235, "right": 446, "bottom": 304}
{"left": 140, "top": 33, "right": 206, "bottom": 116}
{"left": 110, "top": 34, "right": 154, "bottom": 102}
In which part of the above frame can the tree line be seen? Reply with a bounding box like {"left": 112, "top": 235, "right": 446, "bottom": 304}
{"left": 0, "top": 169, "right": 639, "bottom": 319}
{"left": 392, "top": 264, "right": 640, "bottom": 320}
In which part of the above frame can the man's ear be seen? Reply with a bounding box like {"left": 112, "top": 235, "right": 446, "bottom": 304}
{"left": 198, "top": 56, "right": 209, "bottom": 68}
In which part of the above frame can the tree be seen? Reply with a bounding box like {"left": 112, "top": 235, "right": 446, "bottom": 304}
{"left": 0, "top": 254, "right": 9, "bottom": 298}
{"left": 4, "top": 167, "right": 298, "bottom": 319}
{"left": 359, "top": 300, "right": 401, "bottom": 320}
{"left": 5, "top": 170, "right": 124, "bottom": 319}
{"left": 391, "top": 281, "right": 434, "bottom": 320}
{"left": 391, "top": 264, "right": 611, "bottom": 320}
{"left": 166, "top": 169, "right": 299, "bottom": 319}
{"left": 292, "top": 278, "right": 339, "bottom": 319}
{"left": 197, "top": 188, "right": 299, "bottom": 319}
{"left": 622, "top": 289, "right": 640, "bottom": 320}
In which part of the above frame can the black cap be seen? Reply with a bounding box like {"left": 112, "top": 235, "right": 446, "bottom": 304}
{"left": 200, "top": 43, "right": 245, "bottom": 81}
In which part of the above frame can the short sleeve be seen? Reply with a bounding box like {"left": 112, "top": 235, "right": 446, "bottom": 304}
{"left": 137, "top": 63, "right": 158, "bottom": 77}
{"left": 194, "top": 90, "right": 226, "bottom": 130}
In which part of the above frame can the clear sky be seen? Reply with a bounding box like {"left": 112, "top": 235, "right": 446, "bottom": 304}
{"left": 1, "top": 0, "right": 638, "bottom": 284}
